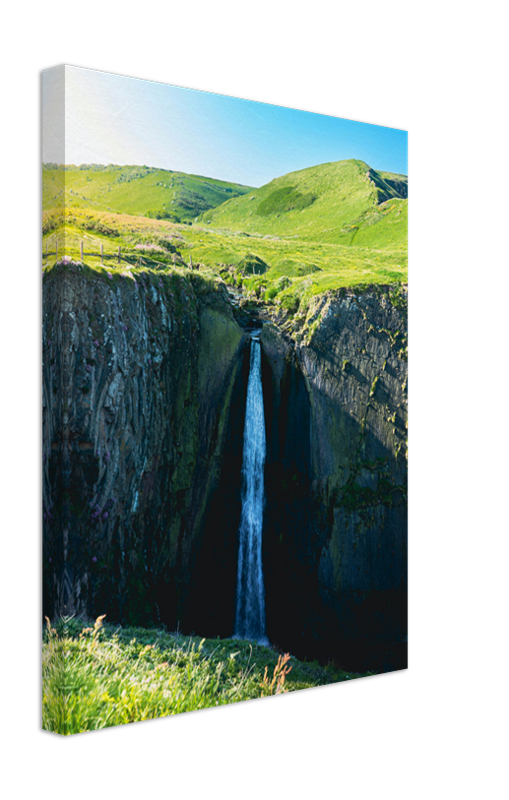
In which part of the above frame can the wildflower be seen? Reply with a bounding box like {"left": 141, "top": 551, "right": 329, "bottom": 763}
{"left": 107, "top": 272, "right": 113, "bottom": 280}
{"left": 85, "top": 364, "right": 92, "bottom": 372}
{"left": 102, "top": 512, "right": 108, "bottom": 520}
{"left": 93, "top": 340, "right": 100, "bottom": 348}
{"left": 92, "top": 556, "right": 97, "bottom": 563}
{"left": 123, "top": 325, "right": 128, "bottom": 331}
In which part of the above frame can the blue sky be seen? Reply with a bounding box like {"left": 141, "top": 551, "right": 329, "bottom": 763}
{"left": 43, "top": 66, "right": 407, "bottom": 188}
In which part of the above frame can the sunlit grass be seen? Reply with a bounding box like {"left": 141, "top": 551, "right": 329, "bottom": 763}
{"left": 43, "top": 163, "right": 253, "bottom": 222}
{"left": 42, "top": 157, "right": 407, "bottom": 301}
{"left": 42, "top": 617, "right": 371, "bottom": 734}
{"left": 42, "top": 204, "right": 406, "bottom": 299}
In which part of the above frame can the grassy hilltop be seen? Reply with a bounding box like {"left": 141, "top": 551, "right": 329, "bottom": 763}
{"left": 42, "top": 158, "right": 407, "bottom": 327}
{"left": 43, "top": 163, "right": 253, "bottom": 222}
{"left": 198, "top": 158, "right": 407, "bottom": 246}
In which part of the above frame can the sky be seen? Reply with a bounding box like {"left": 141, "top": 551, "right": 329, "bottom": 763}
{"left": 43, "top": 66, "right": 407, "bottom": 188}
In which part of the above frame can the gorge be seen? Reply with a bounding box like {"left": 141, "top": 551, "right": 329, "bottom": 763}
{"left": 42, "top": 260, "right": 407, "bottom": 673}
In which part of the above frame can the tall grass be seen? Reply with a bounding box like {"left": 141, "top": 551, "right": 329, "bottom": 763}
{"left": 42, "top": 616, "right": 369, "bottom": 735}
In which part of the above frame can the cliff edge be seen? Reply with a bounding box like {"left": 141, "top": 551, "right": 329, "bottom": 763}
{"left": 43, "top": 263, "right": 247, "bottom": 625}
{"left": 260, "top": 285, "right": 407, "bottom": 670}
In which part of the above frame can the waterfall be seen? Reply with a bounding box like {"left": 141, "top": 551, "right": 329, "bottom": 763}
{"left": 234, "top": 332, "right": 268, "bottom": 645}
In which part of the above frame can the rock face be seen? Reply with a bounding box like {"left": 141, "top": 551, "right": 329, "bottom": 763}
{"left": 43, "top": 266, "right": 407, "bottom": 672}
{"left": 43, "top": 262, "right": 247, "bottom": 627}
{"left": 260, "top": 286, "right": 407, "bottom": 671}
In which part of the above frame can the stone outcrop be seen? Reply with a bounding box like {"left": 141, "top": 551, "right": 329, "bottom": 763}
{"left": 43, "top": 262, "right": 247, "bottom": 626}
{"left": 260, "top": 286, "right": 407, "bottom": 671}
{"left": 43, "top": 266, "right": 407, "bottom": 672}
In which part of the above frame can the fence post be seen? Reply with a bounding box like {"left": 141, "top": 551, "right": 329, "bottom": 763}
{"left": 118, "top": 246, "right": 121, "bottom": 265}
{"left": 101, "top": 244, "right": 104, "bottom": 264}
{"left": 80, "top": 241, "right": 84, "bottom": 261}
{"left": 56, "top": 241, "right": 58, "bottom": 260}
{"left": 189, "top": 255, "right": 193, "bottom": 269}
{"left": 173, "top": 253, "right": 176, "bottom": 266}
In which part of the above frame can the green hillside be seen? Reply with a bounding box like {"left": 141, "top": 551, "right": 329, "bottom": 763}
{"left": 198, "top": 158, "right": 407, "bottom": 245}
{"left": 42, "top": 163, "right": 253, "bottom": 222}
{"left": 42, "top": 158, "right": 407, "bottom": 326}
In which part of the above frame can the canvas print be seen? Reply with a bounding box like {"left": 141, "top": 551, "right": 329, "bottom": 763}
{"left": 42, "top": 66, "right": 408, "bottom": 735}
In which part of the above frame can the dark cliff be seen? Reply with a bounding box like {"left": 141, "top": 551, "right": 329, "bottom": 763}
{"left": 43, "top": 262, "right": 247, "bottom": 627}
{"left": 43, "top": 266, "right": 407, "bottom": 672}
{"left": 260, "top": 286, "right": 407, "bottom": 671}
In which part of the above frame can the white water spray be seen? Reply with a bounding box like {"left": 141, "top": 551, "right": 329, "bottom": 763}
{"left": 234, "top": 332, "right": 268, "bottom": 644}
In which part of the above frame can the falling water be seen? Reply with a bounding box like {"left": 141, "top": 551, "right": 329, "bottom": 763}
{"left": 234, "top": 332, "right": 268, "bottom": 644}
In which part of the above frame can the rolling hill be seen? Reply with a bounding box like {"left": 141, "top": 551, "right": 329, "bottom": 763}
{"left": 42, "top": 163, "right": 253, "bottom": 222}
{"left": 42, "top": 157, "right": 407, "bottom": 321}
{"left": 198, "top": 158, "right": 407, "bottom": 246}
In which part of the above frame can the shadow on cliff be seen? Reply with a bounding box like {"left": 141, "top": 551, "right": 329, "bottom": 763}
{"left": 259, "top": 340, "right": 407, "bottom": 673}
{"left": 179, "top": 338, "right": 251, "bottom": 638}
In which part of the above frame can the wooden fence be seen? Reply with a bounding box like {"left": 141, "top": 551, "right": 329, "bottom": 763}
{"left": 43, "top": 240, "right": 197, "bottom": 270}
{"left": 43, "top": 240, "right": 59, "bottom": 259}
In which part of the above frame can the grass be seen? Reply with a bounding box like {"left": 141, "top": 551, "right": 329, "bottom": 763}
{"left": 43, "top": 206, "right": 405, "bottom": 291}
{"left": 42, "top": 158, "right": 407, "bottom": 308}
{"left": 42, "top": 616, "right": 372, "bottom": 734}
{"left": 43, "top": 163, "right": 253, "bottom": 223}
{"left": 198, "top": 159, "right": 407, "bottom": 244}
